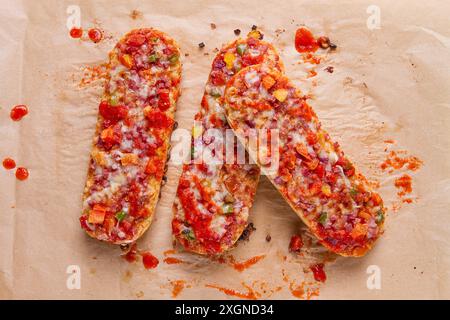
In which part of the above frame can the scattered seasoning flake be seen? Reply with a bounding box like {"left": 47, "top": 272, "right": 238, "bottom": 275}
{"left": 234, "top": 29, "right": 241, "bottom": 36}
{"left": 325, "top": 66, "right": 334, "bottom": 73}
{"left": 294, "top": 27, "right": 319, "bottom": 53}
{"left": 3, "top": 158, "right": 16, "bottom": 170}
{"left": 310, "top": 263, "right": 327, "bottom": 283}
{"left": 251, "top": 25, "right": 257, "bottom": 30}
{"left": 88, "top": 28, "right": 103, "bottom": 43}
{"left": 232, "top": 255, "right": 266, "bottom": 272}
{"left": 395, "top": 174, "right": 413, "bottom": 196}
{"left": 171, "top": 280, "right": 187, "bottom": 298}
{"left": 308, "top": 70, "right": 317, "bottom": 78}
{"left": 198, "top": 42, "right": 205, "bottom": 49}
{"left": 69, "top": 27, "right": 83, "bottom": 38}
{"left": 380, "top": 151, "right": 423, "bottom": 172}
{"left": 289, "top": 282, "right": 305, "bottom": 299}
{"left": 10, "top": 105, "right": 28, "bottom": 121}
{"left": 265, "top": 234, "right": 272, "bottom": 242}
{"left": 141, "top": 252, "right": 159, "bottom": 269}
{"left": 15, "top": 167, "right": 29, "bottom": 180}
{"left": 210, "top": 23, "right": 217, "bottom": 30}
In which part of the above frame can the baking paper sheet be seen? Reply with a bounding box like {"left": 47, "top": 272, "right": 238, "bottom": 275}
{"left": 0, "top": 0, "right": 449, "bottom": 299}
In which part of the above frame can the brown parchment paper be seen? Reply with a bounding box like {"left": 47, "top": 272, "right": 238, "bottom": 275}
{"left": 1, "top": 0, "right": 449, "bottom": 299}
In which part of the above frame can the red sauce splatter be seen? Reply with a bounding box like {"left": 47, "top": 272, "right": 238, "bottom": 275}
{"left": 289, "top": 235, "right": 304, "bottom": 253}
{"left": 302, "top": 53, "right": 321, "bottom": 64}
{"left": 163, "top": 257, "right": 184, "bottom": 265}
{"left": 3, "top": 158, "right": 16, "bottom": 170}
{"left": 380, "top": 151, "right": 423, "bottom": 172}
{"left": 123, "top": 243, "right": 138, "bottom": 263}
{"left": 15, "top": 167, "right": 29, "bottom": 181}
{"left": 384, "top": 139, "right": 395, "bottom": 144}
{"left": 10, "top": 105, "right": 28, "bottom": 121}
{"left": 310, "top": 263, "right": 326, "bottom": 283}
{"left": 232, "top": 255, "right": 266, "bottom": 272}
{"left": 395, "top": 174, "right": 412, "bottom": 196}
{"left": 171, "top": 280, "right": 187, "bottom": 298}
{"left": 142, "top": 252, "right": 159, "bottom": 269}
{"left": 88, "top": 28, "right": 103, "bottom": 43}
{"left": 295, "top": 27, "right": 319, "bottom": 53}
{"left": 70, "top": 27, "right": 83, "bottom": 38}
{"left": 163, "top": 249, "right": 177, "bottom": 256}
{"left": 289, "top": 282, "right": 305, "bottom": 299}
{"left": 205, "top": 283, "right": 260, "bottom": 300}
{"left": 283, "top": 269, "right": 321, "bottom": 300}
{"left": 307, "top": 69, "right": 317, "bottom": 78}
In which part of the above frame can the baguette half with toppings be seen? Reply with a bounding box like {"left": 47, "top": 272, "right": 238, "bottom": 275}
{"left": 172, "top": 37, "right": 283, "bottom": 255}
{"left": 224, "top": 64, "right": 384, "bottom": 257}
{"left": 80, "top": 28, "right": 182, "bottom": 244}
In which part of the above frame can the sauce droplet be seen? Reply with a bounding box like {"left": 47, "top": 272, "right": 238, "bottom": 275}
{"left": 2, "top": 158, "right": 16, "bottom": 170}
{"left": 10, "top": 105, "right": 28, "bottom": 121}
{"left": 69, "top": 27, "right": 83, "bottom": 39}
{"left": 141, "top": 252, "right": 159, "bottom": 269}
{"left": 88, "top": 28, "right": 103, "bottom": 43}
{"left": 294, "top": 27, "right": 319, "bottom": 53}
{"left": 15, "top": 167, "right": 29, "bottom": 181}
{"left": 310, "top": 263, "right": 326, "bottom": 283}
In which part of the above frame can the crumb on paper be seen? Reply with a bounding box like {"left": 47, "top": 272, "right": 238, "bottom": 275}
{"left": 234, "top": 29, "right": 241, "bottom": 36}
{"left": 122, "top": 270, "right": 133, "bottom": 283}
{"left": 130, "top": 9, "right": 143, "bottom": 20}
{"left": 324, "top": 66, "right": 334, "bottom": 73}
{"left": 170, "top": 280, "right": 191, "bottom": 298}
{"left": 210, "top": 23, "right": 217, "bottom": 30}
{"left": 275, "top": 28, "right": 286, "bottom": 37}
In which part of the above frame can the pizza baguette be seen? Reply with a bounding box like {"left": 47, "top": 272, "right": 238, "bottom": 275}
{"left": 223, "top": 64, "right": 384, "bottom": 257}
{"left": 80, "top": 28, "right": 182, "bottom": 244}
{"left": 172, "top": 37, "right": 284, "bottom": 255}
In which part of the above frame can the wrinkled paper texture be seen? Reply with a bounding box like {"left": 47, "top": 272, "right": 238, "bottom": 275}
{"left": 0, "top": 0, "right": 449, "bottom": 299}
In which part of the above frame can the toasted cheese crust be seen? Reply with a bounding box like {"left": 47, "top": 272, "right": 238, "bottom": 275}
{"left": 172, "top": 38, "right": 283, "bottom": 255}
{"left": 224, "top": 64, "right": 384, "bottom": 257}
{"left": 80, "top": 28, "right": 182, "bottom": 244}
